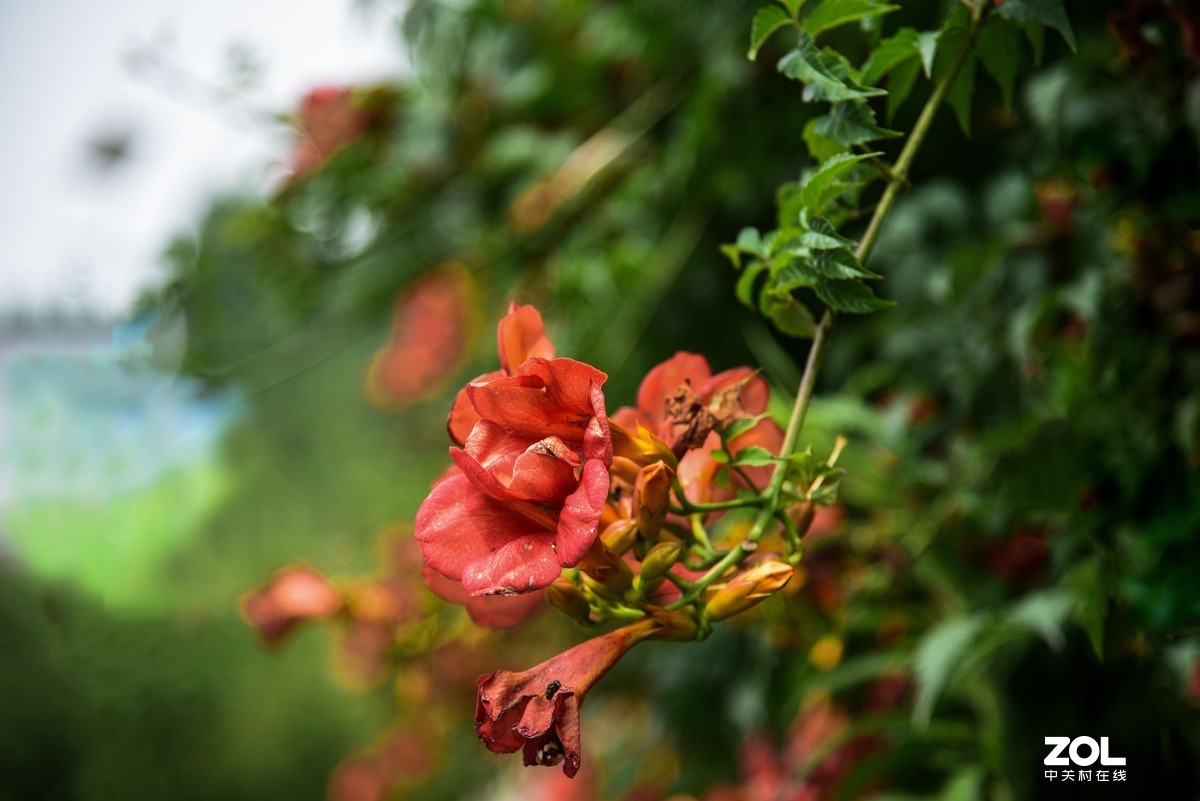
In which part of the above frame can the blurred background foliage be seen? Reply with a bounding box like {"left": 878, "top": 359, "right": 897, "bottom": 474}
{"left": 3, "top": 0, "right": 1200, "bottom": 799}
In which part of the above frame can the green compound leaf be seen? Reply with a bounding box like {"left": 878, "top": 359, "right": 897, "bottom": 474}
{"left": 801, "top": 0, "right": 899, "bottom": 38}
{"left": 749, "top": 5, "right": 793, "bottom": 60}
{"left": 815, "top": 278, "right": 894, "bottom": 313}
{"left": 778, "top": 32, "right": 886, "bottom": 101}
{"left": 997, "top": 0, "right": 1076, "bottom": 51}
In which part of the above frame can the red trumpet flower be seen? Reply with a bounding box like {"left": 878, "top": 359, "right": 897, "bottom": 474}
{"left": 475, "top": 618, "right": 657, "bottom": 777}
{"left": 416, "top": 304, "right": 614, "bottom": 597}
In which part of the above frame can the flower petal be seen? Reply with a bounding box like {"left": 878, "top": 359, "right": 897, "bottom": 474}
{"left": 467, "top": 358, "right": 606, "bottom": 442}
{"left": 582, "top": 381, "right": 613, "bottom": 466}
{"left": 447, "top": 370, "right": 503, "bottom": 446}
{"left": 415, "top": 473, "right": 549, "bottom": 581}
{"left": 422, "top": 565, "right": 542, "bottom": 629}
{"left": 461, "top": 534, "right": 562, "bottom": 596}
{"left": 497, "top": 302, "right": 555, "bottom": 374}
{"left": 555, "top": 460, "right": 609, "bottom": 567}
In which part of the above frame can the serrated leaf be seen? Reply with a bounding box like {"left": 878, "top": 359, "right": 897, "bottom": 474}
{"left": 763, "top": 293, "right": 817, "bottom": 337}
{"left": 780, "top": 0, "right": 808, "bottom": 17}
{"left": 778, "top": 33, "right": 886, "bottom": 101}
{"left": 811, "top": 246, "right": 881, "bottom": 280}
{"left": 934, "top": 18, "right": 976, "bottom": 135}
{"left": 861, "top": 28, "right": 920, "bottom": 85}
{"left": 815, "top": 278, "right": 893, "bottom": 313}
{"left": 1005, "top": 590, "right": 1073, "bottom": 650}
{"left": 774, "top": 259, "right": 821, "bottom": 291}
{"left": 1024, "top": 22, "right": 1046, "bottom": 65}
{"left": 776, "top": 181, "right": 805, "bottom": 227}
{"left": 998, "top": 0, "right": 1076, "bottom": 50}
{"left": 886, "top": 57, "right": 921, "bottom": 120}
{"left": 913, "top": 615, "right": 984, "bottom": 726}
{"left": 737, "top": 226, "right": 764, "bottom": 254}
{"left": 805, "top": 216, "right": 859, "bottom": 248}
{"left": 947, "top": 53, "right": 976, "bottom": 134}
{"left": 735, "top": 260, "right": 768, "bottom": 308}
{"left": 810, "top": 98, "right": 901, "bottom": 150}
{"left": 731, "top": 445, "right": 781, "bottom": 467}
{"left": 800, "top": 152, "right": 879, "bottom": 214}
{"left": 801, "top": 0, "right": 899, "bottom": 38}
{"left": 803, "top": 117, "right": 843, "bottom": 161}
{"left": 917, "top": 31, "right": 939, "bottom": 76}
{"left": 749, "top": 5, "right": 793, "bottom": 60}
{"left": 977, "top": 20, "right": 1019, "bottom": 108}
{"left": 722, "top": 415, "right": 766, "bottom": 440}
{"left": 799, "top": 226, "right": 856, "bottom": 251}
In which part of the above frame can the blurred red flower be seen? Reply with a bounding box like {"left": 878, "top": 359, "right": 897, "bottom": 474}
{"left": 288, "top": 86, "right": 369, "bottom": 180}
{"left": 240, "top": 565, "right": 342, "bottom": 645}
{"left": 367, "top": 264, "right": 475, "bottom": 408}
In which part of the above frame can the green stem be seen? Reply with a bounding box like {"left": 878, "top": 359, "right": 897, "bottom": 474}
{"left": 856, "top": 8, "right": 985, "bottom": 264}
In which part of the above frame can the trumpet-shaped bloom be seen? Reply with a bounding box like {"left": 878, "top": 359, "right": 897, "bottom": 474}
{"left": 475, "top": 618, "right": 657, "bottom": 777}
{"left": 416, "top": 305, "right": 613, "bottom": 597}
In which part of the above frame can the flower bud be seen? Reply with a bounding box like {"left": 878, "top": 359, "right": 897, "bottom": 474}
{"left": 577, "top": 542, "right": 634, "bottom": 596}
{"left": 600, "top": 518, "right": 639, "bottom": 555}
{"left": 610, "top": 421, "right": 678, "bottom": 469}
{"left": 647, "top": 607, "right": 699, "bottom": 642}
{"left": 788, "top": 501, "right": 816, "bottom": 539}
{"left": 545, "top": 577, "right": 592, "bottom": 625}
{"left": 705, "top": 560, "right": 794, "bottom": 621}
{"left": 635, "top": 541, "right": 684, "bottom": 590}
{"left": 635, "top": 462, "right": 674, "bottom": 540}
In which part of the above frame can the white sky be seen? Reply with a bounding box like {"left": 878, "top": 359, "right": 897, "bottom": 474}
{"left": 0, "top": 0, "right": 406, "bottom": 317}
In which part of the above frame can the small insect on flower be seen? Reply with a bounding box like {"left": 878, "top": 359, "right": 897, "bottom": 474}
{"left": 535, "top": 740, "right": 564, "bottom": 766}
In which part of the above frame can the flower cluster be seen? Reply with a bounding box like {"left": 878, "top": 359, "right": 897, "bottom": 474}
{"left": 410, "top": 303, "right": 847, "bottom": 778}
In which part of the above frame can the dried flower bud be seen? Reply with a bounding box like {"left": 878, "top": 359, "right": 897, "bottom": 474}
{"left": 705, "top": 560, "right": 794, "bottom": 621}
{"left": 635, "top": 462, "right": 674, "bottom": 540}
{"left": 545, "top": 578, "right": 592, "bottom": 625}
